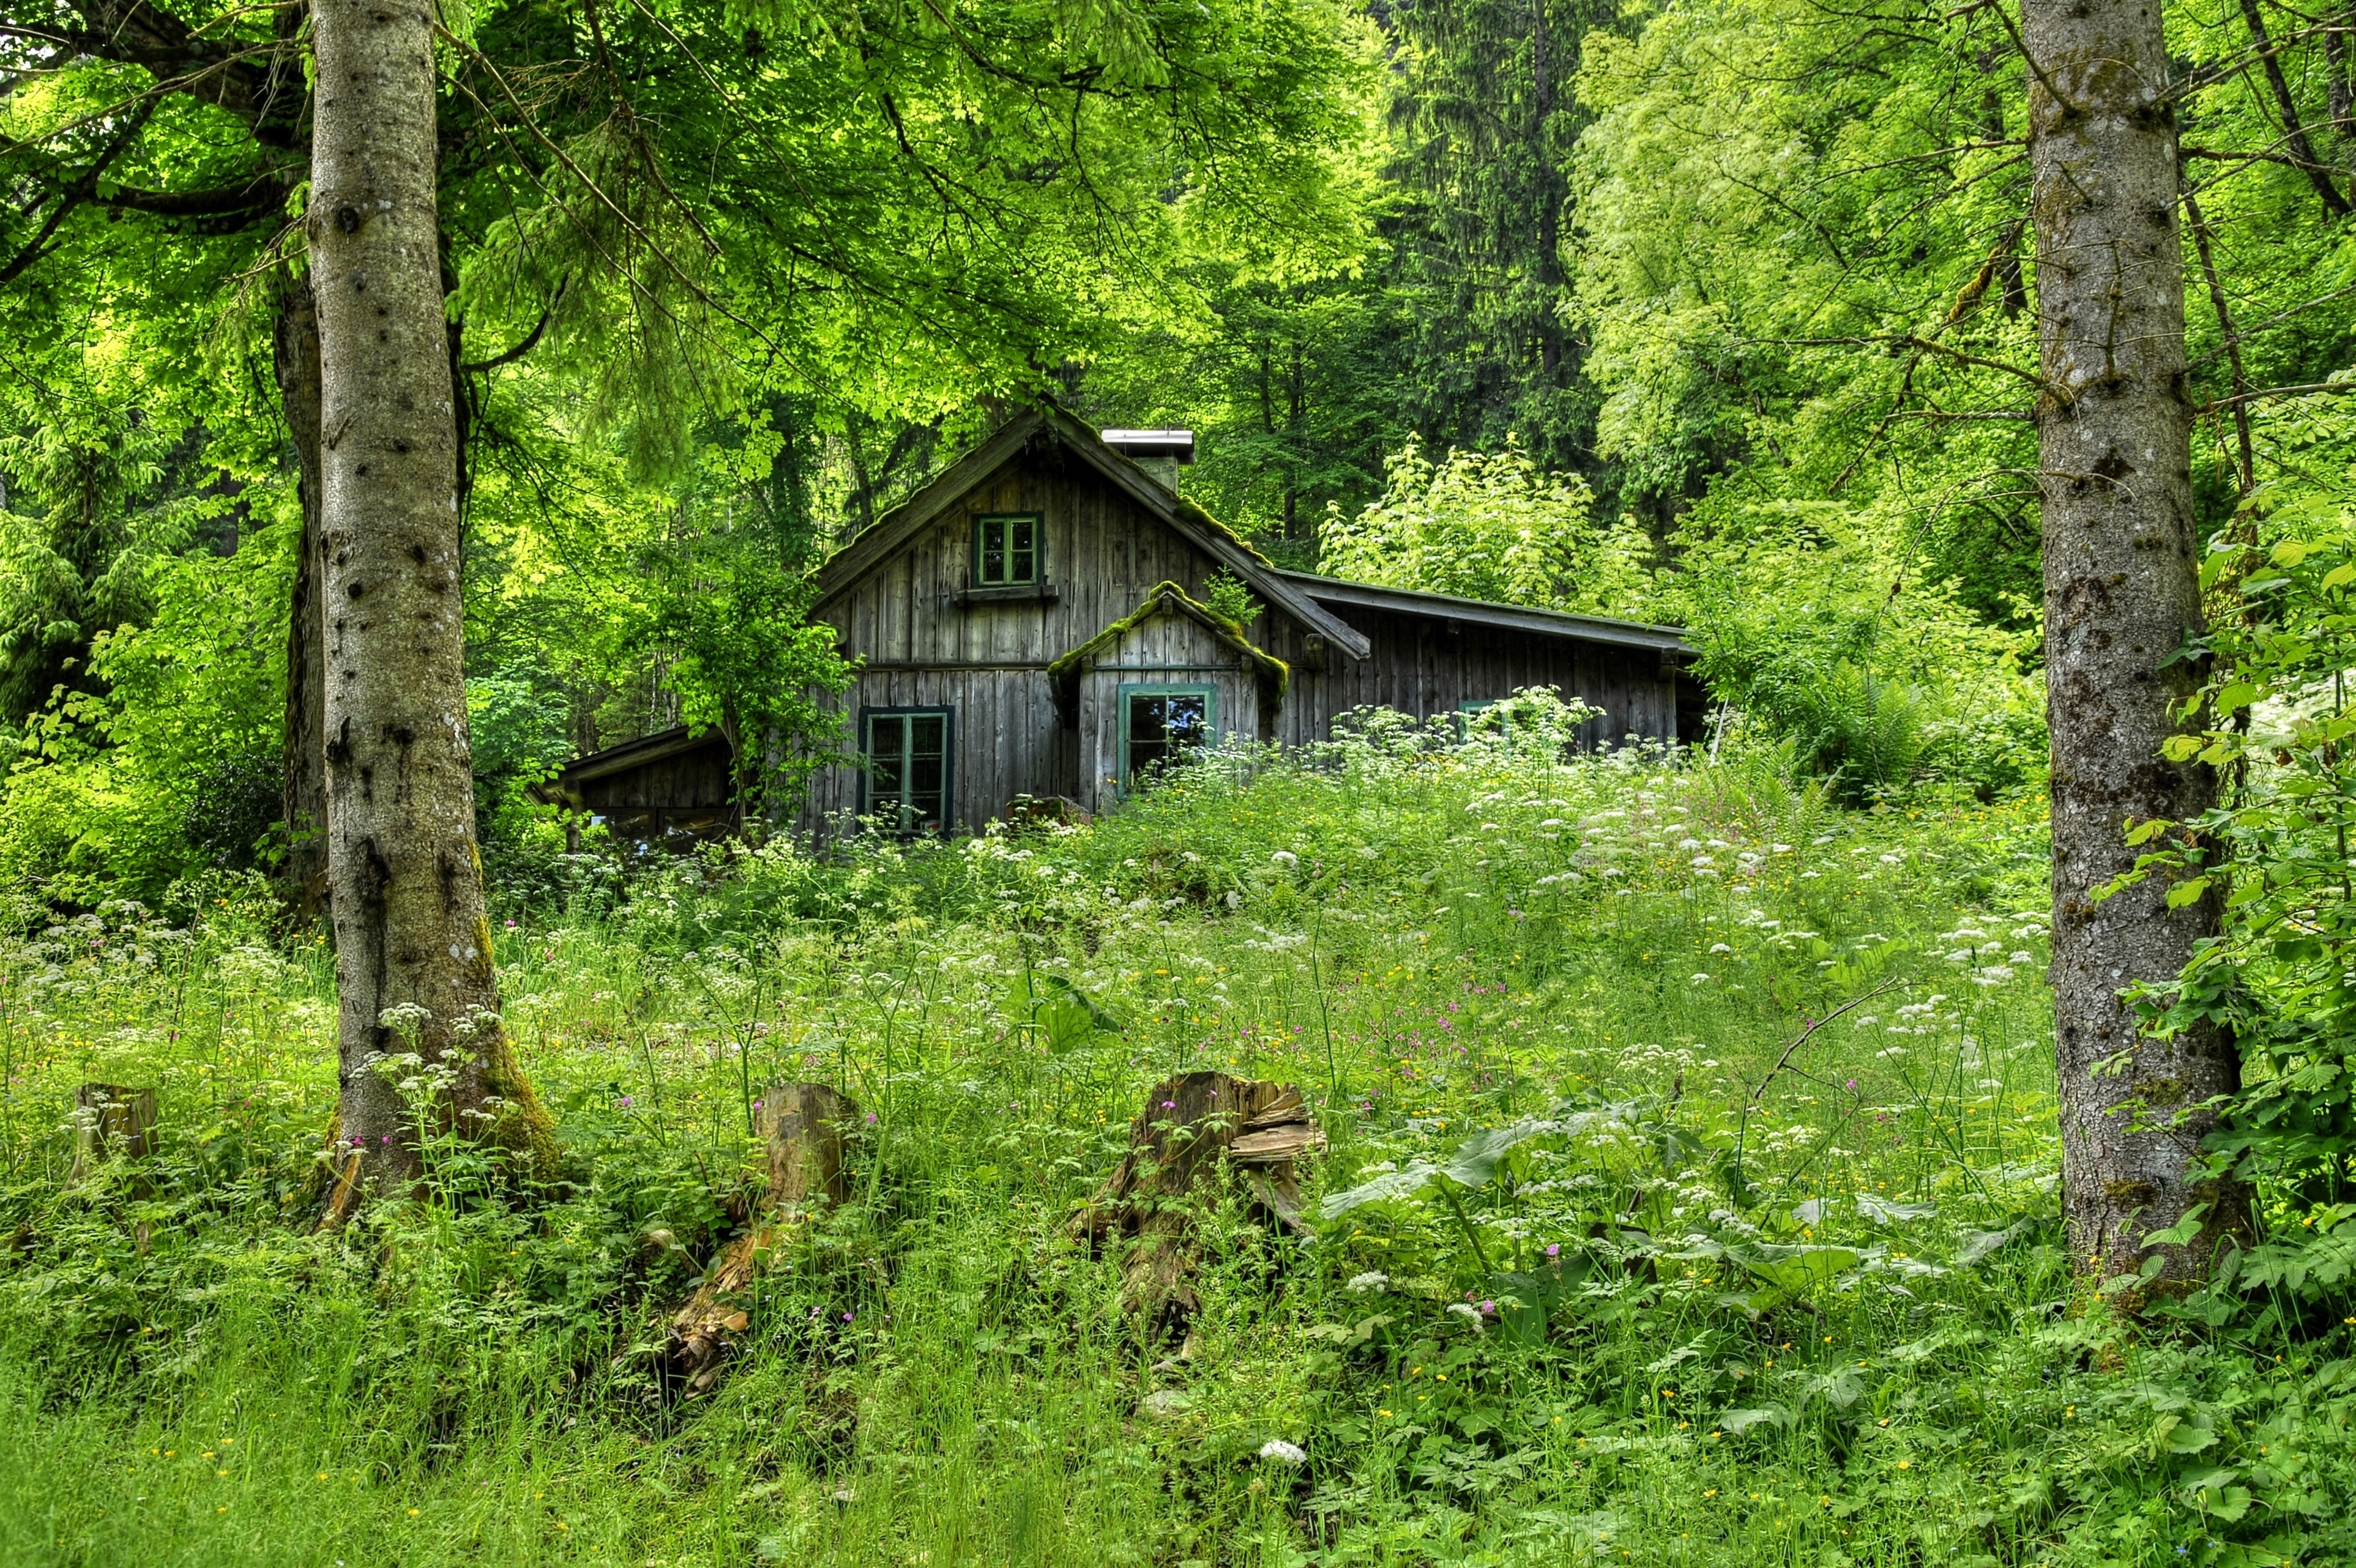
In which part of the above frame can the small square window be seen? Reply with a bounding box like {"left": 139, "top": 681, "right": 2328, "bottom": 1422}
{"left": 974, "top": 514, "right": 1043, "bottom": 586}
{"left": 1457, "top": 699, "right": 1507, "bottom": 745}
{"left": 1121, "top": 685, "right": 1216, "bottom": 790}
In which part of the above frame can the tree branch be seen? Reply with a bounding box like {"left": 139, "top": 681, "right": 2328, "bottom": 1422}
{"left": 458, "top": 277, "right": 566, "bottom": 373}
{"left": 88, "top": 173, "right": 280, "bottom": 220}
{"left": 59, "top": 0, "right": 304, "bottom": 147}
{"left": 2237, "top": 0, "right": 2350, "bottom": 215}
{"left": 2207, "top": 379, "right": 2356, "bottom": 409}
{"left": 0, "top": 95, "right": 157, "bottom": 288}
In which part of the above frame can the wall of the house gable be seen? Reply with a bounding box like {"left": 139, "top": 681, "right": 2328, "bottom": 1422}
{"left": 1253, "top": 606, "right": 1685, "bottom": 751}
{"left": 1073, "top": 612, "right": 1266, "bottom": 816}
{"left": 805, "top": 444, "right": 1235, "bottom": 830}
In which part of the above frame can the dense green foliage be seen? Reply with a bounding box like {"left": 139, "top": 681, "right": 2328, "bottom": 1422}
{"left": 10, "top": 0, "right": 2356, "bottom": 1557}
{"left": 17, "top": 736, "right": 2350, "bottom": 1566}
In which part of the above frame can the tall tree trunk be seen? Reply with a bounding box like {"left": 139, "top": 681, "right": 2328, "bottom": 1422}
{"left": 1531, "top": 0, "right": 1564, "bottom": 381}
{"left": 2026, "top": 0, "right": 2246, "bottom": 1295}
{"left": 308, "top": 0, "right": 551, "bottom": 1197}
{"left": 274, "top": 265, "right": 330, "bottom": 922}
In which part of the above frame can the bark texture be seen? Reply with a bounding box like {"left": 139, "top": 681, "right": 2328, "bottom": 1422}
{"left": 70, "top": 1082, "right": 157, "bottom": 1181}
{"left": 308, "top": 0, "right": 550, "bottom": 1201}
{"left": 1075, "top": 1072, "right": 1322, "bottom": 1337}
{"left": 2024, "top": 0, "right": 2246, "bottom": 1293}
{"left": 667, "top": 1082, "right": 856, "bottom": 1395}
{"left": 274, "top": 265, "right": 330, "bottom": 921}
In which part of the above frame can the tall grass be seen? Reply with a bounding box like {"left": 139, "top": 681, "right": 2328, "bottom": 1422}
{"left": 1, "top": 722, "right": 2348, "bottom": 1566}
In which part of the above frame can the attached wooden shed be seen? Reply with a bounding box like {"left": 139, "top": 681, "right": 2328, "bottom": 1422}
{"left": 532, "top": 726, "right": 738, "bottom": 851}
{"left": 1049, "top": 581, "right": 1289, "bottom": 808}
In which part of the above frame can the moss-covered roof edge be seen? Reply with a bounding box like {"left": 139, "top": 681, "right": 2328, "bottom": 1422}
{"left": 1047, "top": 581, "right": 1291, "bottom": 707}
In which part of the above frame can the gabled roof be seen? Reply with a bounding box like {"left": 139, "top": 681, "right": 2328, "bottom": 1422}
{"left": 1047, "top": 580, "right": 1291, "bottom": 713}
{"left": 1276, "top": 571, "right": 1695, "bottom": 658}
{"left": 812, "top": 405, "right": 1374, "bottom": 661}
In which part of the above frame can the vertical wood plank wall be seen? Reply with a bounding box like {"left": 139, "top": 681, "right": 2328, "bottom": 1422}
{"left": 806, "top": 442, "right": 1234, "bottom": 830}
{"left": 804, "top": 440, "right": 1687, "bottom": 833}
{"left": 1074, "top": 612, "right": 1262, "bottom": 814}
{"left": 578, "top": 737, "right": 737, "bottom": 844}
{"left": 580, "top": 743, "right": 736, "bottom": 816}
{"left": 1256, "top": 607, "right": 1682, "bottom": 752}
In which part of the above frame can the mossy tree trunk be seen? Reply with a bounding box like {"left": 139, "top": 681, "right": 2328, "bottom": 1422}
{"left": 2024, "top": 0, "right": 2246, "bottom": 1293}
{"left": 308, "top": 0, "right": 550, "bottom": 1202}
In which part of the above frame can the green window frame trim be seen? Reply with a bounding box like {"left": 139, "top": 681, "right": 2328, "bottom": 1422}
{"left": 1117, "top": 683, "right": 1217, "bottom": 793}
{"left": 972, "top": 513, "right": 1043, "bottom": 587}
{"left": 1456, "top": 698, "right": 1506, "bottom": 745}
{"left": 859, "top": 705, "right": 953, "bottom": 834}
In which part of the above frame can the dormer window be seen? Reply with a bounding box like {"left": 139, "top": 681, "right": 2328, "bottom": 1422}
{"left": 974, "top": 513, "right": 1042, "bottom": 586}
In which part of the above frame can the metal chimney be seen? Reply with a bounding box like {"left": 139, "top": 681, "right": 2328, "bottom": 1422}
{"left": 1100, "top": 428, "right": 1195, "bottom": 494}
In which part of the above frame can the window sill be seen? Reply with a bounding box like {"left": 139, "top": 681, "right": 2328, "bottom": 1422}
{"left": 958, "top": 581, "right": 1059, "bottom": 607}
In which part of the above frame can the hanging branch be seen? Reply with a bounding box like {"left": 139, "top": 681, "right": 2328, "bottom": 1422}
{"left": 2237, "top": 0, "right": 2351, "bottom": 214}
{"left": 1942, "top": 215, "right": 2030, "bottom": 327}
{"left": 457, "top": 275, "right": 568, "bottom": 374}
{"left": 2181, "top": 184, "right": 2256, "bottom": 494}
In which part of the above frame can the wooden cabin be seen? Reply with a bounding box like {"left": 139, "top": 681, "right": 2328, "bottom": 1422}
{"left": 542, "top": 404, "right": 1704, "bottom": 840}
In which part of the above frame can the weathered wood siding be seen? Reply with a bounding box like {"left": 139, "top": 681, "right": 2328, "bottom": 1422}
{"left": 807, "top": 442, "right": 1234, "bottom": 830}
{"left": 576, "top": 735, "right": 736, "bottom": 845}
{"left": 803, "top": 436, "right": 1691, "bottom": 834}
{"left": 1072, "top": 612, "right": 1265, "bottom": 814}
{"left": 1255, "top": 605, "right": 1685, "bottom": 751}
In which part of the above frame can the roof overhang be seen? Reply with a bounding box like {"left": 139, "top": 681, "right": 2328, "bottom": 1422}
{"left": 1275, "top": 571, "right": 1694, "bottom": 658}
{"left": 812, "top": 406, "right": 1373, "bottom": 661}
{"left": 530, "top": 724, "right": 730, "bottom": 807}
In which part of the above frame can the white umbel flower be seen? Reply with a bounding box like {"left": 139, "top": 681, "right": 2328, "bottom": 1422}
{"left": 1258, "top": 1439, "right": 1307, "bottom": 1465}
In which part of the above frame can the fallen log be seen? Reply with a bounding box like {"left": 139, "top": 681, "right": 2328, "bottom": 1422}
{"left": 1075, "top": 1072, "right": 1325, "bottom": 1339}
{"left": 667, "top": 1081, "right": 855, "bottom": 1395}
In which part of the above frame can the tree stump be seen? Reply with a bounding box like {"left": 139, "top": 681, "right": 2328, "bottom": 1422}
{"left": 667, "top": 1082, "right": 855, "bottom": 1395}
{"left": 1075, "top": 1072, "right": 1324, "bottom": 1339}
{"left": 70, "top": 1084, "right": 157, "bottom": 1183}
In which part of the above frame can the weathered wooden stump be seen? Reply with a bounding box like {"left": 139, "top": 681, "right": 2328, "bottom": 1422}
{"left": 1075, "top": 1072, "right": 1324, "bottom": 1339}
{"left": 668, "top": 1082, "right": 855, "bottom": 1395}
{"left": 70, "top": 1083, "right": 157, "bottom": 1183}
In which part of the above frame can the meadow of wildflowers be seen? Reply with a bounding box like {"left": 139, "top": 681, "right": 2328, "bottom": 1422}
{"left": 1, "top": 717, "right": 2349, "bottom": 1566}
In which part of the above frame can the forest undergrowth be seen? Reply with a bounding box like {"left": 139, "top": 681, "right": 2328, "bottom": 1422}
{"left": 0, "top": 723, "right": 2348, "bottom": 1568}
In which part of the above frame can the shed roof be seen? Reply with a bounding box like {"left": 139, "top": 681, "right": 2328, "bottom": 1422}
{"left": 1275, "top": 571, "right": 1694, "bottom": 658}
{"left": 529, "top": 724, "right": 730, "bottom": 808}
{"left": 1047, "top": 579, "right": 1290, "bottom": 705}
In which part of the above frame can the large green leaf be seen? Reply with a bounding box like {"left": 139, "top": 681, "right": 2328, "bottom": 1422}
{"left": 1441, "top": 1118, "right": 1560, "bottom": 1187}
{"left": 1724, "top": 1242, "right": 1863, "bottom": 1311}
{"left": 1318, "top": 1162, "right": 1441, "bottom": 1220}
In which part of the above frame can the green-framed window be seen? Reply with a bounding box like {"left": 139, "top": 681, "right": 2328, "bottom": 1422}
{"left": 973, "top": 513, "right": 1043, "bottom": 586}
{"left": 1119, "top": 684, "right": 1216, "bottom": 790}
{"left": 1456, "top": 698, "right": 1505, "bottom": 744}
{"left": 861, "top": 707, "right": 952, "bottom": 833}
